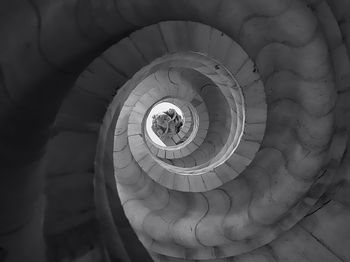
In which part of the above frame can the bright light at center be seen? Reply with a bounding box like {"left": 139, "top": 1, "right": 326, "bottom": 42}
{"left": 146, "top": 102, "right": 183, "bottom": 146}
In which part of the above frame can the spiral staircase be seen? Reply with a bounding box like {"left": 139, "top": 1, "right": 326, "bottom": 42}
{"left": 1, "top": 0, "right": 350, "bottom": 261}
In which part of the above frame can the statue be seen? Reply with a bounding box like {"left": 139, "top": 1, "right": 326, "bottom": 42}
{"left": 151, "top": 108, "right": 184, "bottom": 139}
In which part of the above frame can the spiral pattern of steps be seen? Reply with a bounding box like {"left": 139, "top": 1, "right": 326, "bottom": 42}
{"left": 89, "top": 2, "right": 348, "bottom": 260}
{"left": 1, "top": 0, "right": 350, "bottom": 262}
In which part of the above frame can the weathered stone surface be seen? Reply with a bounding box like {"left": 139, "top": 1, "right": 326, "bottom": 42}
{"left": 2, "top": 1, "right": 350, "bottom": 262}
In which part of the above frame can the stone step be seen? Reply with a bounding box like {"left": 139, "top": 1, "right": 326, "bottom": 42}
{"left": 269, "top": 225, "right": 343, "bottom": 262}
{"left": 301, "top": 200, "right": 350, "bottom": 261}
{"left": 102, "top": 38, "right": 147, "bottom": 78}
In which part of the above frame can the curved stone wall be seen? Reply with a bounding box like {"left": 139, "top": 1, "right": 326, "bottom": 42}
{"left": 93, "top": 16, "right": 345, "bottom": 261}
{"left": 0, "top": 0, "right": 350, "bottom": 262}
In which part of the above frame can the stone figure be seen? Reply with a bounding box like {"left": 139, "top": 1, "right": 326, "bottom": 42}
{"left": 151, "top": 108, "right": 184, "bottom": 139}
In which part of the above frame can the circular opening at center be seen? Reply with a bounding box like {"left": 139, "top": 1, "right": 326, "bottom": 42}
{"left": 146, "top": 102, "right": 184, "bottom": 146}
